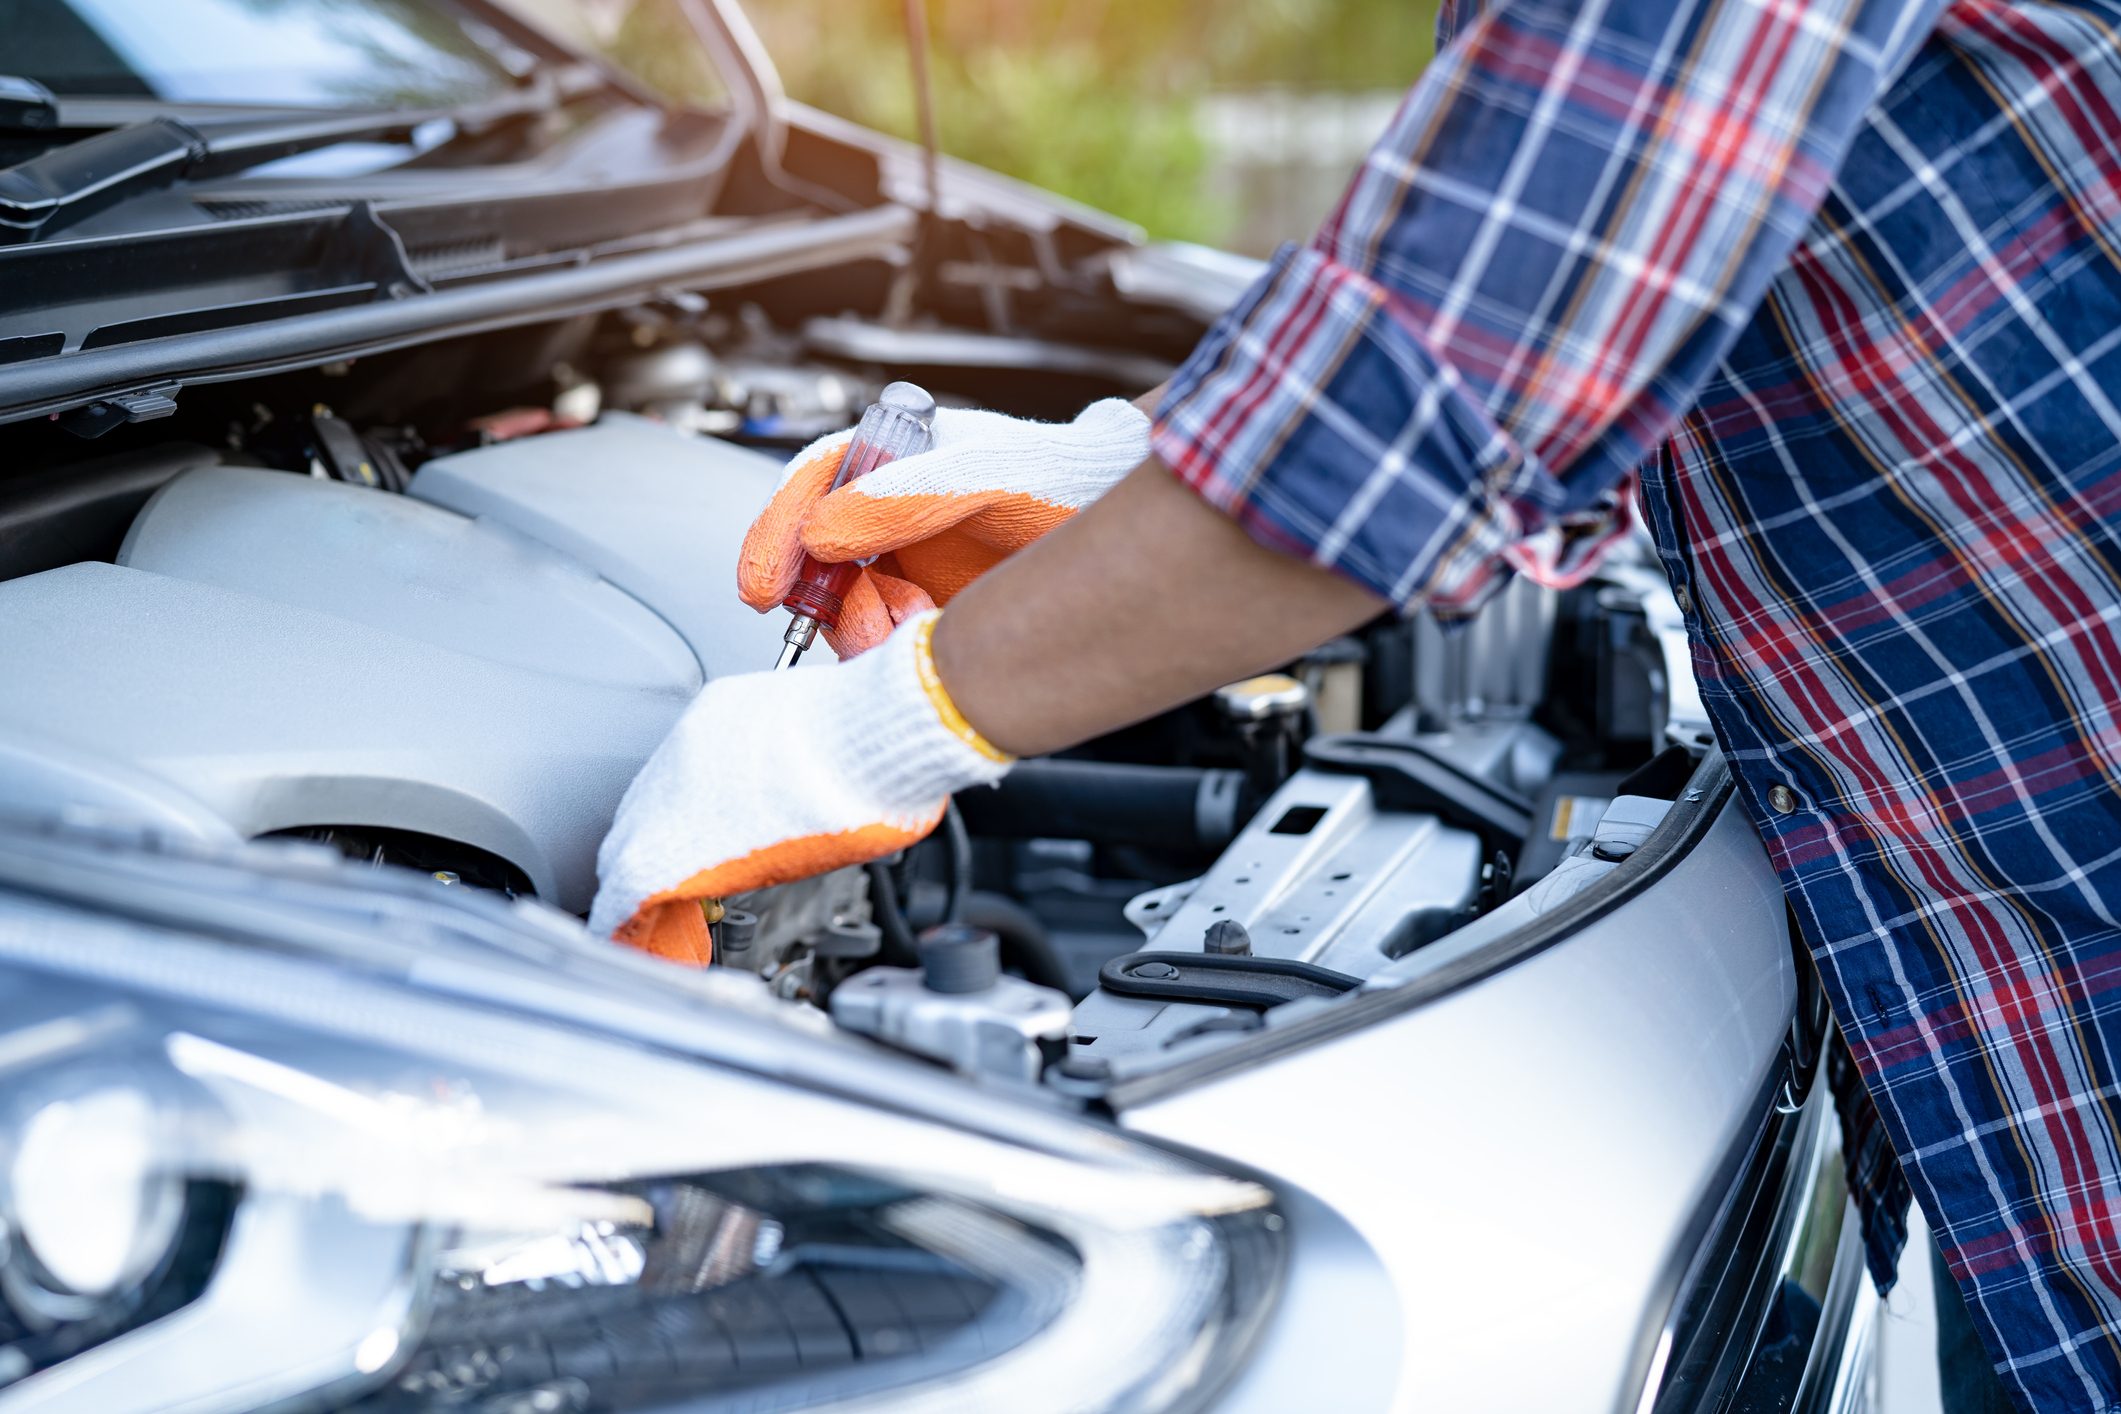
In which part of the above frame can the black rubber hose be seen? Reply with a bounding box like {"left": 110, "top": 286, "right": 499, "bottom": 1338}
{"left": 962, "top": 890, "right": 1073, "bottom": 995}
{"left": 863, "top": 860, "right": 921, "bottom": 967}
{"left": 954, "top": 760, "right": 1251, "bottom": 851}
{"left": 940, "top": 798, "right": 972, "bottom": 924}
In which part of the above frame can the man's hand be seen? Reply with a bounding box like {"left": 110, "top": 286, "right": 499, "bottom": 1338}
{"left": 589, "top": 611, "right": 1011, "bottom": 963}
{"left": 936, "top": 458, "right": 1390, "bottom": 758}
{"left": 737, "top": 399, "right": 1149, "bottom": 656}
{"left": 593, "top": 404, "right": 1381, "bottom": 966}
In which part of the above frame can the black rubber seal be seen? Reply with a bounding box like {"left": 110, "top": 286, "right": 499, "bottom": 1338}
{"left": 1098, "top": 951, "right": 1362, "bottom": 1009}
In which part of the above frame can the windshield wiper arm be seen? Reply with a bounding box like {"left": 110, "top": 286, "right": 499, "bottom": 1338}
{"left": 0, "top": 116, "right": 204, "bottom": 243}
{"left": 0, "top": 67, "right": 605, "bottom": 245}
{"left": 0, "top": 77, "right": 59, "bottom": 133}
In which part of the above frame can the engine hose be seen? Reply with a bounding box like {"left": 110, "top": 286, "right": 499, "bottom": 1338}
{"left": 940, "top": 798, "right": 971, "bottom": 924}
{"left": 962, "top": 890, "right": 1073, "bottom": 995}
{"left": 862, "top": 860, "right": 921, "bottom": 967}
{"left": 953, "top": 760, "right": 1252, "bottom": 852}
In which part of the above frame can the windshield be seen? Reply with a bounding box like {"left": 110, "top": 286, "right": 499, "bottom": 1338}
{"left": 3, "top": 0, "right": 518, "bottom": 108}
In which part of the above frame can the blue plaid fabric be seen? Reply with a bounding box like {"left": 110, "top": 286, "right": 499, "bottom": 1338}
{"left": 1153, "top": 0, "right": 2121, "bottom": 1406}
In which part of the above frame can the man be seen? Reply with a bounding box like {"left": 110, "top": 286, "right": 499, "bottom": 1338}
{"left": 591, "top": 0, "right": 2121, "bottom": 1405}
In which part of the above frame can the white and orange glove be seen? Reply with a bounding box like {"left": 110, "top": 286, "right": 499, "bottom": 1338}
{"left": 737, "top": 398, "right": 1150, "bottom": 657}
{"left": 588, "top": 611, "right": 1011, "bottom": 963}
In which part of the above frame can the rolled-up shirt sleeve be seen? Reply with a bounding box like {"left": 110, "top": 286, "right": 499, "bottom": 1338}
{"left": 1152, "top": 0, "right": 1936, "bottom": 616}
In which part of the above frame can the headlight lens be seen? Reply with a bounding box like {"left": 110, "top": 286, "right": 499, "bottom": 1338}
{"left": 11, "top": 1085, "right": 185, "bottom": 1301}
{"left": 0, "top": 899, "right": 1281, "bottom": 1413}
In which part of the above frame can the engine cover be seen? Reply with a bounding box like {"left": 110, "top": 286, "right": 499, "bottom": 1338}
{"left": 405, "top": 412, "right": 798, "bottom": 676}
{"left": 0, "top": 416, "right": 798, "bottom": 911}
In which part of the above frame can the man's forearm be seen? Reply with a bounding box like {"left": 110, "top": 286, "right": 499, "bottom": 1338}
{"left": 932, "top": 458, "right": 1387, "bottom": 758}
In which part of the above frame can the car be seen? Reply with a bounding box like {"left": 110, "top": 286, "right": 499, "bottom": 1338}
{"left": 0, "top": 1, "right": 1877, "bottom": 1409}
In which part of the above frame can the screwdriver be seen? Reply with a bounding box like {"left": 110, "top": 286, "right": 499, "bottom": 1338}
{"left": 773, "top": 381, "right": 938, "bottom": 670}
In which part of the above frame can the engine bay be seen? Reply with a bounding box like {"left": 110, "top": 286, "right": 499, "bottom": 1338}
{"left": 0, "top": 284, "right": 1701, "bottom": 1096}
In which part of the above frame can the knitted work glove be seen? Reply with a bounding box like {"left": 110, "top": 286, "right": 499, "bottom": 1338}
{"left": 588, "top": 611, "right": 1011, "bottom": 963}
{"left": 738, "top": 398, "right": 1149, "bottom": 657}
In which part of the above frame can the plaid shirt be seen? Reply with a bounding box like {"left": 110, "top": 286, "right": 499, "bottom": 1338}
{"left": 1153, "top": 0, "right": 2121, "bottom": 1405}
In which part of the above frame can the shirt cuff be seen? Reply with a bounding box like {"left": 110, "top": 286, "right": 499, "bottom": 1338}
{"left": 1152, "top": 242, "right": 1617, "bottom": 619}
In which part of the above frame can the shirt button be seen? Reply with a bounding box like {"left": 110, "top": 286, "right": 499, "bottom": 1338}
{"left": 1674, "top": 584, "right": 1694, "bottom": 614}
{"left": 1768, "top": 785, "right": 1798, "bottom": 814}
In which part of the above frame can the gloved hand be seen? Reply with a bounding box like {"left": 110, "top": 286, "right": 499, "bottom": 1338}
{"left": 738, "top": 398, "right": 1149, "bottom": 657}
{"left": 589, "top": 610, "right": 1011, "bottom": 963}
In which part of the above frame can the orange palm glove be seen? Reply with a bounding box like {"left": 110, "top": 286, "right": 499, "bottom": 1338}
{"left": 737, "top": 399, "right": 1150, "bottom": 657}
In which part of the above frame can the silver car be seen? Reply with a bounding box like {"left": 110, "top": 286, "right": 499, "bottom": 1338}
{"left": 0, "top": 0, "right": 1871, "bottom": 1408}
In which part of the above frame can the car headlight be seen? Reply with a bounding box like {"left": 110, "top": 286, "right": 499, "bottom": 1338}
{"left": 0, "top": 901, "right": 1282, "bottom": 1413}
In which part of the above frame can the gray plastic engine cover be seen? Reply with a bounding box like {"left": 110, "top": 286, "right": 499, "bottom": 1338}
{"left": 408, "top": 412, "right": 819, "bottom": 675}
{"left": 119, "top": 465, "right": 703, "bottom": 695}
{"left": 0, "top": 563, "right": 685, "bottom": 910}
{"left": 0, "top": 416, "right": 802, "bottom": 912}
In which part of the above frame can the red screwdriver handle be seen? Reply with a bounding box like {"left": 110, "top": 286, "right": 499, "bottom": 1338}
{"left": 782, "top": 555, "right": 865, "bottom": 629}
{"left": 778, "top": 382, "right": 937, "bottom": 631}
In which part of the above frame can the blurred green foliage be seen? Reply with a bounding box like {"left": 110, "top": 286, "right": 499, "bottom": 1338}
{"left": 783, "top": 35, "right": 1224, "bottom": 242}
{"left": 600, "top": 0, "right": 726, "bottom": 112}
{"left": 604, "top": 0, "right": 1435, "bottom": 244}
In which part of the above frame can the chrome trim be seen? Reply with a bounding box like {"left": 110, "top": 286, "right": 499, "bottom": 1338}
{"left": 1800, "top": 1205, "right": 1881, "bottom": 1414}
{"left": 1642, "top": 1056, "right": 1869, "bottom": 1414}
